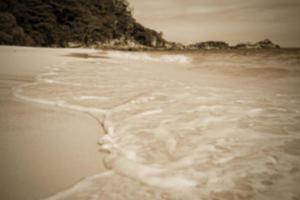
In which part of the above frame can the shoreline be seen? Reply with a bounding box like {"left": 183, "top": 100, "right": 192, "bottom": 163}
{"left": 2, "top": 45, "right": 299, "bottom": 55}
{"left": 3, "top": 44, "right": 299, "bottom": 51}
{"left": 0, "top": 46, "right": 107, "bottom": 200}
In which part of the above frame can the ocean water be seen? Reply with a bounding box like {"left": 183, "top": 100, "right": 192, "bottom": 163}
{"left": 14, "top": 49, "right": 300, "bottom": 200}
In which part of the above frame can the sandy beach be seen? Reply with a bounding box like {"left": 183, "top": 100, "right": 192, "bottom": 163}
{"left": 1, "top": 0, "right": 300, "bottom": 199}
{"left": 0, "top": 46, "right": 299, "bottom": 200}
{"left": 0, "top": 46, "right": 106, "bottom": 200}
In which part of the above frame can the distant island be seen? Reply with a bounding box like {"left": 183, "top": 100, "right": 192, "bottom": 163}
{"left": 0, "top": 0, "right": 280, "bottom": 50}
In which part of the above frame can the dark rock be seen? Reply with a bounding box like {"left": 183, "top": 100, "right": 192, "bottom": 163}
{"left": 257, "top": 39, "right": 280, "bottom": 49}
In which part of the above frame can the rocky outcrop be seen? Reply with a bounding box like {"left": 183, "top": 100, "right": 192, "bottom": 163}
{"left": 164, "top": 42, "right": 186, "bottom": 50}
{"left": 185, "top": 39, "right": 280, "bottom": 50}
{"left": 233, "top": 39, "right": 280, "bottom": 49}
{"left": 187, "top": 41, "right": 230, "bottom": 50}
{"left": 0, "top": 0, "right": 167, "bottom": 48}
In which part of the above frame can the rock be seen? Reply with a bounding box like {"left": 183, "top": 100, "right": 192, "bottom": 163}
{"left": 164, "top": 42, "right": 185, "bottom": 50}
{"left": 233, "top": 39, "right": 280, "bottom": 49}
{"left": 188, "top": 41, "right": 230, "bottom": 50}
{"left": 67, "top": 42, "right": 84, "bottom": 48}
{"left": 257, "top": 39, "right": 280, "bottom": 49}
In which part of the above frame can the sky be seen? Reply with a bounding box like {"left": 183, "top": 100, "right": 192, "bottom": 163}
{"left": 128, "top": 0, "right": 300, "bottom": 47}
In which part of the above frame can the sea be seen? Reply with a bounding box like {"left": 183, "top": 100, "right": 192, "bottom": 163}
{"left": 14, "top": 49, "right": 300, "bottom": 200}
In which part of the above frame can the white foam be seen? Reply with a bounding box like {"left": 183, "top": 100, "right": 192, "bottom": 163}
{"left": 42, "top": 79, "right": 83, "bottom": 86}
{"left": 153, "top": 127, "right": 178, "bottom": 154}
{"left": 165, "top": 138, "right": 177, "bottom": 154}
{"left": 58, "top": 102, "right": 106, "bottom": 113}
{"left": 106, "top": 155, "right": 197, "bottom": 189}
{"left": 194, "top": 105, "right": 223, "bottom": 113}
{"left": 107, "top": 51, "right": 191, "bottom": 64}
{"left": 160, "top": 55, "right": 191, "bottom": 64}
{"left": 215, "top": 155, "right": 237, "bottom": 164}
{"left": 248, "top": 108, "right": 264, "bottom": 116}
{"left": 42, "top": 171, "right": 114, "bottom": 200}
{"left": 166, "top": 155, "right": 196, "bottom": 169}
{"left": 135, "top": 109, "right": 162, "bottom": 117}
{"left": 74, "top": 96, "right": 109, "bottom": 101}
{"left": 199, "top": 116, "right": 224, "bottom": 127}
{"left": 13, "top": 83, "right": 63, "bottom": 107}
{"left": 13, "top": 84, "right": 106, "bottom": 114}
{"left": 130, "top": 96, "right": 156, "bottom": 104}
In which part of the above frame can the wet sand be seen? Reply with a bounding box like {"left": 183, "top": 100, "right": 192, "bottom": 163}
{"left": 1, "top": 46, "right": 299, "bottom": 200}
{"left": 0, "top": 46, "right": 106, "bottom": 200}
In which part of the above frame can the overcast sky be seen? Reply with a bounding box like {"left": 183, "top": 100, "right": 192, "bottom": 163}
{"left": 128, "top": 0, "right": 300, "bottom": 47}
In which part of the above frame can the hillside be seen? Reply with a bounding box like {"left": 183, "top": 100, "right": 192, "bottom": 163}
{"left": 0, "top": 0, "right": 167, "bottom": 48}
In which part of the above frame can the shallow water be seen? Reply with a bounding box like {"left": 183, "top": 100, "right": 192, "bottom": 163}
{"left": 14, "top": 49, "right": 300, "bottom": 200}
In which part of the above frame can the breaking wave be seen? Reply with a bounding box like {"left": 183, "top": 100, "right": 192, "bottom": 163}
{"left": 106, "top": 51, "right": 191, "bottom": 64}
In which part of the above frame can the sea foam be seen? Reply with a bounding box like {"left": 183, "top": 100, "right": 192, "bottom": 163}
{"left": 107, "top": 51, "right": 191, "bottom": 64}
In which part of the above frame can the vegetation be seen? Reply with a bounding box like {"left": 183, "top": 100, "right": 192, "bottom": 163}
{"left": 188, "top": 41, "right": 229, "bottom": 50}
{"left": 0, "top": 0, "right": 167, "bottom": 48}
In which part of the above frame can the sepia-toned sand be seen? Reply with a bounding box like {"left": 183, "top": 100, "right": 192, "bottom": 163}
{"left": 0, "top": 46, "right": 106, "bottom": 200}
{"left": 1, "top": 46, "right": 299, "bottom": 200}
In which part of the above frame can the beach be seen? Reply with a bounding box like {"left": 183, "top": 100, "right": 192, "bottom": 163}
{"left": 0, "top": 46, "right": 300, "bottom": 200}
{"left": 0, "top": 46, "right": 106, "bottom": 200}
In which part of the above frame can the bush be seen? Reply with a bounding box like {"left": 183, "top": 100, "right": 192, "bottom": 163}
{"left": 0, "top": 0, "right": 166, "bottom": 47}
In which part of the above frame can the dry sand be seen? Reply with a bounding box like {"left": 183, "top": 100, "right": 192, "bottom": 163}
{"left": 0, "top": 46, "right": 106, "bottom": 200}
